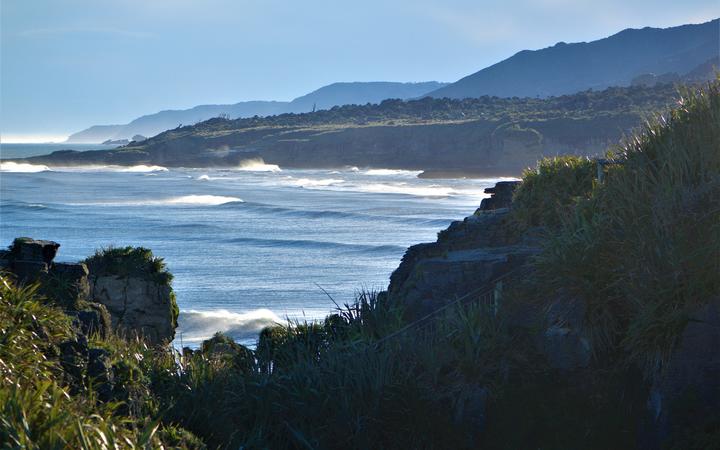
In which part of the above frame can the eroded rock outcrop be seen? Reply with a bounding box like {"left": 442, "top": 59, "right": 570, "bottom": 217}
{"left": 85, "top": 247, "right": 178, "bottom": 345}
{"left": 1, "top": 238, "right": 178, "bottom": 346}
{"left": 388, "top": 181, "right": 540, "bottom": 318}
{"left": 88, "top": 274, "right": 176, "bottom": 345}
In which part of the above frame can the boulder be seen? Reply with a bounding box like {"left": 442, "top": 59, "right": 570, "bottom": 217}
{"left": 10, "top": 238, "right": 60, "bottom": 264}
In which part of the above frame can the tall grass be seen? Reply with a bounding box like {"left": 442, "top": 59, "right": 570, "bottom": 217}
{"left": 531, "top": 80, "right": 720, "bottom": 371}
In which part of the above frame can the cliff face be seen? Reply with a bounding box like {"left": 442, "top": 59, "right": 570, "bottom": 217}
{"left": 89, "top": 274, "right": 176, "bottom": 345}
{"left": 23, "top": 84, "right": 678, "bottom": 175}
{"left": 388, "top": 181, "right": 541, "bottom": 317}
{"left": 28, "top": 116, "right": 628, "bottom": 175}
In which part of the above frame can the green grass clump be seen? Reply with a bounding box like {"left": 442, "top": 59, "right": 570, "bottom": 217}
{"left": 531, "top": 80, "right": 720, "bottom": 369}
{"left": 84, "top": 246, "right": 173, "bottom": 286}
{"left": 511, "top": 155, "right": 596, "bottom": 230}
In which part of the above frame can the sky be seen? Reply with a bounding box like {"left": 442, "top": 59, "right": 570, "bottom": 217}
{"left": 1, "top": 0, "right": 718, "bottom": 142}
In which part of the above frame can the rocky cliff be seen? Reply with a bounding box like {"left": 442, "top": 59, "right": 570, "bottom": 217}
{"left": 387, "top": 180, "right": 720, "bottom": 447}
{"left": 0, "top": 238, "right": 177, "bottom": 345}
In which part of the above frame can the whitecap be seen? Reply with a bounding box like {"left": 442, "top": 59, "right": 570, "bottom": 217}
{"left": 0, "top": 162, "right": 51, "bottom": 173}
{"left": 364, "top": 168, "right": 422, "bottom": 176}
{"left": 197, "top": 174, "right": 211, "bottom": 181}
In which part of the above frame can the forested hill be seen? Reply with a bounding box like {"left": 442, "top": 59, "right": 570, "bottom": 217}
{"left": 26, "top": 83, "right": 687, "bottom": 176}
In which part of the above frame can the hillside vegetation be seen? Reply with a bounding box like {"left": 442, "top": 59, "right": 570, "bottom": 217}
{"left": 3, "top": 80, "right": 718, "bottom": 449}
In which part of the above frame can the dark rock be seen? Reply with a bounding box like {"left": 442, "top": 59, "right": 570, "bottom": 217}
{"left": 541, "top": 296, "right": 591, "bottom": 371}
{"left": 10, "top": 238, "right": 60, "bottom": 264}
{"left": 59, "top": 335, "right": 89, "bottom": 385}
{"left": 88, "top": 347, "right": 114, "bottom": 401}
{"left": 641, "top": 298, "right": 720, "bottom": 448}
{"left": 478, "top": 181, "right": 520, "bottom": 211}
{"left": 388, "top": 183, "right": 539, "bottom": 320}
{"left": 12, "top": 260, "right": 49, "bottom": 283}
{"left": 72, "top": 302, "right": 111, "bottom": 338}
{"left": 42, "top": 263, "right": 91, "bottom": 308}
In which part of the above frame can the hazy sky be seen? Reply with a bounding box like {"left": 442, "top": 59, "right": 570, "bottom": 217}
{"left": 1, "top": 0, "right": 717, "bottom": 141}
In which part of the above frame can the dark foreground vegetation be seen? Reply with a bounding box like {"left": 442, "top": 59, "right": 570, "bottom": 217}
{"left": 2, "top": 80, "right": 719, "bottom": 449}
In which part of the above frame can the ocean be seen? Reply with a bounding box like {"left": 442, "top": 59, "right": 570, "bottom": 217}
{"left": 0, "top": 145, "right": 508, "bottom": 346}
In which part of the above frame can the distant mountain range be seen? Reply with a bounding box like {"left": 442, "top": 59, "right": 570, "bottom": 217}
{"left": 427, "top": 19, "right": 719, "bottom": 99}
{"left": 65, "top": 82, "right": 447, "bottom": 143}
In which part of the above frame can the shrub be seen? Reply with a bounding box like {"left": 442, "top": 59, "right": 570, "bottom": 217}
{"left": 511, "top": 155, "right": 596, "bottom": 230}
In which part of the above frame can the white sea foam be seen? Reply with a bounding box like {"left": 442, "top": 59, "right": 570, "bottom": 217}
{"left": 364, "top": 168, "right": 422, "bottom": 176}
{"left": 197, "top": 174, "right": 211, "bottom": 181}
{"left": 237, "top": 158, "right": 281, "bottom": 172}
{"left": 0, "top": 162, "right": 51, "bottom": 173}
{"left": 177, "top": 308, "right": 282, "bottom": 343}
{"left": 117, "top": 165, "right": 168, "bottom": 172}
{"left": 290, "top": 177, "right": 345, "bottom": 188}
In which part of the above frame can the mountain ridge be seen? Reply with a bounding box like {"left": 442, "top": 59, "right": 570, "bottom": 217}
{"left": 66, "top": 82, "right": 447, "bottom": 143}
{"left": 427, "top": 19, "right": 719, "bottom": 99}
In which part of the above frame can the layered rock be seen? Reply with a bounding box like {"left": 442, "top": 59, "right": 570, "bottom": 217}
{"left": 88, "top": 273, "right": 176, "bottom": 345}
{"left": 1, "top": 238, "right": 177, "bottom": 346}
{"left": 388, "top": 181, "right": 540, "bottom": 318}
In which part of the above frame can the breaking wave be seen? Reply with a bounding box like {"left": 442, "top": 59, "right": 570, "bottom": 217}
{"left": 0, "top": 162, "right": 51, "bottom": 173}
{"left": 177, "top": 308, "right": 282, "bottom": 344}
{"left": 364, "top": 168, "right": 422, "bottom": 176}
{"left": 72, "top": 194, "right": 243, "bottom": 207}
{"left": 117, "top": 165, "right": 168, "bottom": 173}
{"left": 237, "top": 158, "right": 281, "bottom": 172}
{"left": 158, "top": 195, "right": 243, "bottom": 205}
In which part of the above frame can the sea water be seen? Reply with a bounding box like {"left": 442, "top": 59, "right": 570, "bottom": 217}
{"left": 0, "top": 148, "right": 509, "bottom": 345}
